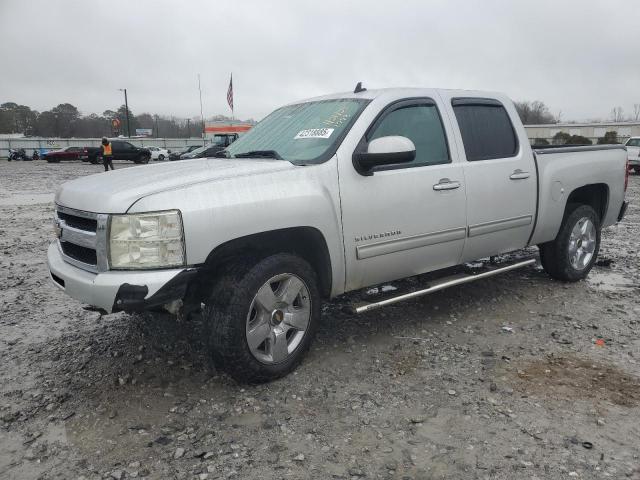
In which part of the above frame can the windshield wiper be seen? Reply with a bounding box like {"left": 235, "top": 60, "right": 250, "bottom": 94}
{"left": 234, "top": 150, "right": 282, "bottom": 160}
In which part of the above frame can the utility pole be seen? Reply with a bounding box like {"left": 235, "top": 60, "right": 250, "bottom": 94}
{"left": 119, "top": 88, "right": 131, "bottom": 137}
{"left": 155, "top": 114, "right": 159, "bottom": 138}
{"left": 187, "top": 118, "right": 191, "bottom": 138}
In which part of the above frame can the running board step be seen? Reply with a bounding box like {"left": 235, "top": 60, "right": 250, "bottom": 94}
{"left": 351, "top": 258, "right": 536, "bottom": 314}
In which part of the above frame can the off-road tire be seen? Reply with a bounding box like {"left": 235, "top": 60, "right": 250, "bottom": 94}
{"left": 539, "top": 204, "right": 600, "bottom": 282}
{"left": 202, "top": 253, "right": 321, "bottom": 383}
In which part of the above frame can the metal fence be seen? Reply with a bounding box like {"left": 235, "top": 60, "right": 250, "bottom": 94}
{"left": 0, "top": 137, "right": 206, "bottom": 158}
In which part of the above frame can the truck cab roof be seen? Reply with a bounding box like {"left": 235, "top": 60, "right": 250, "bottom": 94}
{"left": 289, "top": 87, "right": 507, "bottom": 106}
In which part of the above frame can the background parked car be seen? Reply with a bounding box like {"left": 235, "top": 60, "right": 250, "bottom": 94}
{"left": 84, "top": 140, "right": 151, "bottom": 164}
{"left": 44, "top": 146, "right": 87, "bottom": 163}
{"left": 148, "top": 146, "right": 171, "bottom": 161}
{"left": 625, "top": 137, "right": 640, "bottom": 174}
{"left": 179, "top": 134, "right": 239, "bottom": 160}
{"left": 169, "top": 145, "right": 201, "bottom": 161}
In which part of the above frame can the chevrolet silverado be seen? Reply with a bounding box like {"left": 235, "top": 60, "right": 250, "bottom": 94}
{"left": 48, "top": 87, "right": 629, "bottom": 382}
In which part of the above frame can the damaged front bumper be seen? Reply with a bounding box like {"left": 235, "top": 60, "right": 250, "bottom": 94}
{"left": 47, "top": 242, "right": 198, "bottom": 313}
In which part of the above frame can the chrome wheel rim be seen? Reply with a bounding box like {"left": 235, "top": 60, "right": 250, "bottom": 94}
{"left": 568, "top": 217, "right": 596, "bottom": 270}
{"left": 245, "top": 273, "right": 311, "bottom": 364}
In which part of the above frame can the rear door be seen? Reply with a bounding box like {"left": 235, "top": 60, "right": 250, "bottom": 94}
{"left": 440, "top": 93, "right": 537, "bottom": 261}
{"left": 338, "top": 97, "right": 467, "bottom": 291}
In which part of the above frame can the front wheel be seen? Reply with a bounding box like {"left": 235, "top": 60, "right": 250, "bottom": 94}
{"left": 203, "top": 253, "right": 321, "bottom": 383}
{"left": 158, "top": 154, "right": 165, "bottom": 161}
{"left": 539, "top": 204, "right": 600, "bottom": 282}
{"left": 634, "top": 166, "right": 640, "bottom": 175}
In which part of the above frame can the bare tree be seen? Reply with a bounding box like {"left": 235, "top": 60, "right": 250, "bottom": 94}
{"left": 514, "top": 100, "right": 556, "bottom": 124}
{"left": 610, "top": 106, "right": 625, "bottom": 122}
{"left": 634, "top": 104, "right": 640, "bottom": 121}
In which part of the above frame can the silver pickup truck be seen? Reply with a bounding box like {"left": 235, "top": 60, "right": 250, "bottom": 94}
{"left": 48, "top": 87, "right": 629, "bottom": 382}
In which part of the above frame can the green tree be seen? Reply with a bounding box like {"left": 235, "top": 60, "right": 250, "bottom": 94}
{"left": 0, "top": 102, "right": 38, "bottom": 134}
{"left": 566, "top": 135, "right": 591, "bottom": 145}
{"left": 35, "top": 111, "right": 57, "bottom": 137}
{"left": 597, "top": 131, "right": 618, "bottom": 144}
{"left": 50, "top": 103, "right": 80, "bottom": 137}
{"left": 552, "top": 132, "right": 572, "bottom": 145}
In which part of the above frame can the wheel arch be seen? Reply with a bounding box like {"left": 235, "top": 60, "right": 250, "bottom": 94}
{"left": 200, "top": 227, "right": 333, "bottom": 299}
{"left": 565, "top": 183, "right": 609, "bottom": 222}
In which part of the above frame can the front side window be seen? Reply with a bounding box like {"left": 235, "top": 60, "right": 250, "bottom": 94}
{"left": 452, "top": 100, "right": 518, "bottom": 161}
{"left": 626, "top": 138, "right": 640, "bottom": 147}
{"left": 367, "top": 102, "right": 450, "bottom": 167}
{"left": 226, "top": 99, "right": 368, "bottom": 164}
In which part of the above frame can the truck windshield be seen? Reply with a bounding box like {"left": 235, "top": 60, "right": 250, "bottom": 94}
{"left": 225, "top": 99, "right": 368, "bottom": 164}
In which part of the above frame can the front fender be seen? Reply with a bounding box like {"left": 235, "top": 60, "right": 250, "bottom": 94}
{"left": 128, "top": 158, "right": 346, "bottom": 296}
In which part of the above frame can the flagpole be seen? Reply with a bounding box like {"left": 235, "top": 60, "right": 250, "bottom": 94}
{"left": 198, "top": 73, "right": 205, "bottom": 144}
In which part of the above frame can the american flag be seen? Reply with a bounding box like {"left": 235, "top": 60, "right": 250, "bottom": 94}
{"left": 226, "top": 74, "right": 233, "bottom": 112}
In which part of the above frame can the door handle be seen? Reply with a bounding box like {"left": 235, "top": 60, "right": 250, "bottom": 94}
{"left": 433, "top": 179, "right": 461, "bottom": 191}
{"left": 510, "top": 169, "right": 530, "bottom": 180}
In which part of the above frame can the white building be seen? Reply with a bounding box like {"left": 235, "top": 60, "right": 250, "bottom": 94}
{"left": 524, "top": 122, "right": 640, "bottom": 144}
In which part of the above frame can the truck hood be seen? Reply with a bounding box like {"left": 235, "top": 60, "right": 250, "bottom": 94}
{"left": 55, "top": 158, "right": 295, "bottom": 213}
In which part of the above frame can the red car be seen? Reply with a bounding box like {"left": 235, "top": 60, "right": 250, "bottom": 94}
{"left": 45, "top": 147, "right": 87, "bottom": 163}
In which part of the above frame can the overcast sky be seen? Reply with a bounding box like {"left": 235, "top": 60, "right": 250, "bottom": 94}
{"left": 1, "top": 0, "right": 638, "bottom": 122}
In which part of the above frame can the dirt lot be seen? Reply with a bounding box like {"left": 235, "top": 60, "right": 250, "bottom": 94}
{"left": 1, "top": 160, "right": 639, "bottom": 480}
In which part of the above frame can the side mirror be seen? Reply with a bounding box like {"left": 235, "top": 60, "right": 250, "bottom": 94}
{"left": 353, "top": 136, "right": 416, "bottom": 175}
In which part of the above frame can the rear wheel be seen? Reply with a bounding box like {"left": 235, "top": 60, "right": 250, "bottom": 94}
{"left": 202, "top": 253, "right": 320, "bottom": 383}
{"left": 539, "top": 204, "right": 600, "bottom": 282}
{"left": 634, "top": 166, "right": 640, "bottom": 174}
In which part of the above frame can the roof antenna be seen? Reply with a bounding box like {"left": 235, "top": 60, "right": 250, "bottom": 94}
{"left": 354, "top": 82, "right": 366, "bottom": 94}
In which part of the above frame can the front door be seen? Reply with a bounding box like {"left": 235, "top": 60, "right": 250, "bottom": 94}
{"left": 338, "top": 98, "right": 467, "bottom": 292}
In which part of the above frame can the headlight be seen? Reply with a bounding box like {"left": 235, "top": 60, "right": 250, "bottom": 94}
{"left": 108, "top": 210, "right": 185, "bottom": 269}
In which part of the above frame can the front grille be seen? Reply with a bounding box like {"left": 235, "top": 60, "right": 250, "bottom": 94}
{"left": 56, "top": 205, "right": 108, "bottom": 272}
{"left": 61, "top": 242, "right": 98, "bottom": 265}
{"left": 57, "top": 211, "right": 97, "bottom": 232}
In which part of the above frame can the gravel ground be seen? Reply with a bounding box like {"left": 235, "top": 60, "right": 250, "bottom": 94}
{"left": 1, "top": 160, "right": 639, "bottom": 480}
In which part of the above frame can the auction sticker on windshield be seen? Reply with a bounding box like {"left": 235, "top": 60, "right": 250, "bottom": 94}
{"left": 294, "top": 128, "right": 334, "bottom": 139}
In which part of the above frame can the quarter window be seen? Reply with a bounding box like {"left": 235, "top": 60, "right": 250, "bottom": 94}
{"left": 368, "top": 103, "right": 450, "bottom": 167}
{"left": 452, "top": 100, "right": 518, "bottom": 161}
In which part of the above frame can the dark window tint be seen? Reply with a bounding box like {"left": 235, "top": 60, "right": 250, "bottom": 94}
{"left": 453, "top": 102, "right": 517, "bottom": 161}
{"left": 368, "top": 104, "right": 449, "bottom": 167}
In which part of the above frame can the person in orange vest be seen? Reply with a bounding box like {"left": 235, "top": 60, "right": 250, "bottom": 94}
{"left": 101, "top": 137, "right": 114, "bottom": 171}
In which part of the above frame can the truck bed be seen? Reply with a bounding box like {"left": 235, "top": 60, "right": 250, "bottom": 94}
{"left": 529, "top": 144, "right": 627, "bottom": 246}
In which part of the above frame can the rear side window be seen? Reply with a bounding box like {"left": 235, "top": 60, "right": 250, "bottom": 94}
{"left": 452, "top": 99, "right": 518, "bottom": 161}
{"left": 368, "top": 102, "right": 450, "bottom": 167}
